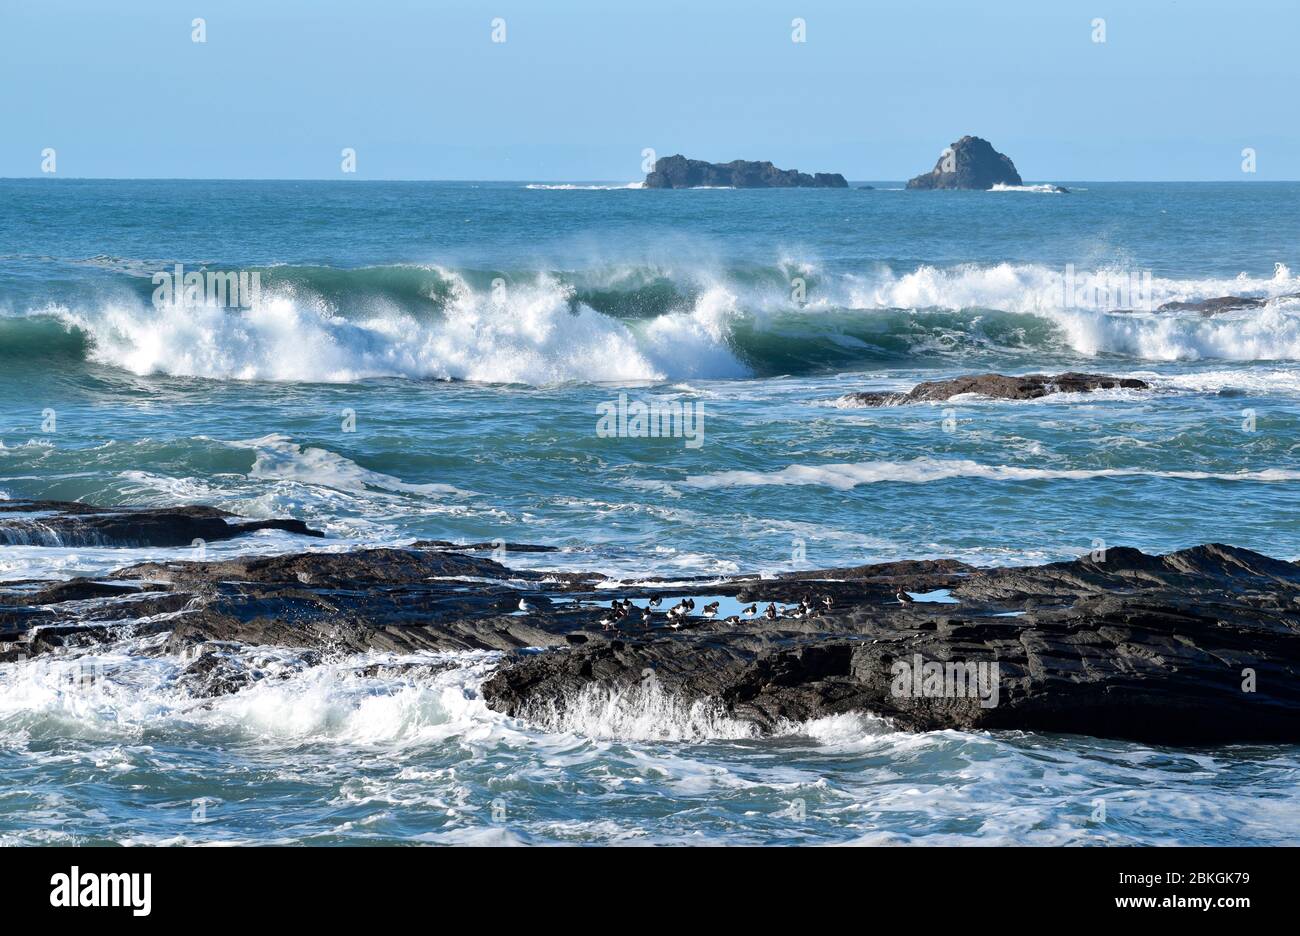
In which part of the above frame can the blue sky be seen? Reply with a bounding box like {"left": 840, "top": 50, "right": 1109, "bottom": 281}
{"left": 3, "top": 0, "right": 1296, "bottom": 180}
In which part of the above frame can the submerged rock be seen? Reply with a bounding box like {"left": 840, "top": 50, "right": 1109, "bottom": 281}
{"left": 4, "top": 531, "right": 1299, "bottom": 744}
{"left": 840, "top": 372, "right": 1150, "bottom": 407}
{"left": 644, "top": 155, "right": 848, "bottom": 189}
{"left": 0, "top": 499, "right": 323, "bottom": 548}
{"left": 906, "top": 136, "right": 1023, "bottom": 190}
{"left": 1157, "top": 296, "right": 1268, "bottom": 315}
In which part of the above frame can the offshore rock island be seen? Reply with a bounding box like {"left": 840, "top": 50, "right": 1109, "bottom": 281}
{"left": 642, "top": 138, "right": 1041, "bottom": 191}
{"left": 644, "top": 154, "right": 848, "bottom": 188}
{"left": 906, "top": 135, "right": 1026, "bottom": 190}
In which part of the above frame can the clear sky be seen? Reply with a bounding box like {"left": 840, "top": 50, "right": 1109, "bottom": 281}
{"left": 3, "top": 0, "right": 1296, "bottom": 180}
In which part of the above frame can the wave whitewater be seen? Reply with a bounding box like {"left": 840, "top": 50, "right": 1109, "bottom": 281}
{"left": 6, "top": 260, "right": 1300, "bottom": 384}
{"left": 683, "top": 458, "right": 1300, "bottom": 491}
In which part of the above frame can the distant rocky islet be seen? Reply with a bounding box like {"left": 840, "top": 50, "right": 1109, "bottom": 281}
{"left": 642, "top": 135, "right": 1045, "bottom": 191}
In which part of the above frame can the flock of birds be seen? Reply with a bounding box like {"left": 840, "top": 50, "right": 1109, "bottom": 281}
{"left": 517, "top": 587, "right": 917, "bottom": 631}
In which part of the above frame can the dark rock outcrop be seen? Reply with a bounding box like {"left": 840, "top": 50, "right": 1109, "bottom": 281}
{"left": 906, "top": 136, "right": 1023, "bottom": 190}
{"left": 482, "top": 543, "right": 1300, "bottom": 745}
{"left": 0, "top": 545, "right": 600, "bottom": 659}
{"left": 3, "top": 532, "right": 1299, "bottom": 745}
{"left": 1112, "top": 294, "right": 1300, "bottom": 315}
{"left": 410, "top": 539, "right": 559, "bottom": 553}
{"left": 840, "top": 372, "right": 1150, "bottom": 407}
{"left": 0, "top": 499, "right": 323, "bottom": 547}
{"left": 1157, "top": 296, "right": 1268, "bottom": 315}
{"left": 644, "top": 155, "right": 847, "bottom": 189}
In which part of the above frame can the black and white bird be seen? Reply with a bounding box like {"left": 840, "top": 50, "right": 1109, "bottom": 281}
{"left": 764, "top": 603, "right": 779, "bottom": 621}
{"left": 517, "top": 598, "right": 533, "bottom": 613}
{"left": 648, "top": 595, "right": 663, "bottom": 609}
{"left": 821, "top": 595, "right": 833, "bottom": 611}
{"left": 702, "top": 601, "right": 720, "bottom": 619}
{"left": 666, "top": 601, "right": 691, "bottom": 627}
{"left": 722, "top": 615, "right": 741, "bottom": 626}
{"left": 741, "top": 604, "right": 758, "bottom": 618}
{"left": 895, "top": 588, "right": 914, "bottom": 606}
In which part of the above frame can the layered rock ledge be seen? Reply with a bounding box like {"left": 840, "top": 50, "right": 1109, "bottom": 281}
{"left": 2, "top": 522, "right": 1297, "bottom": 745}
{"left": 839, "top": 372, "right": 1150, "bottom": 407}
{"left": 0, "top": 499, "right": 323, "bottom": 548}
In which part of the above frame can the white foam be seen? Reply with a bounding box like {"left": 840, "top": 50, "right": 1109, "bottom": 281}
{"left": 524, "top": 182, "right": 643, "bottom": 190}
{"left": 988, "top": 183, "right": 1066, "bottom": 193}
{"left": 780, "top": 711, "right": 896, "bottom": 744}
{"left": 226, "top": 434, "right": 466, "bottom": 497}
{"left": 1131, "top": 366, "right": 1300, "bottom": 396}
{"left": 683, "top": 457, "right": 1300, "bottom": 491}
{"left": 43, "top": 268, "right": 747, "bottom": 385}
{"left": 518, "top": 680, "right": 760, "bottom": 742}
{"left": 1049, "top": 302, "right": 1300, "bottom": 361}
{"left": 31, "top": 260, "right": 1300, "bottom": 385}
{"left": 3, "top": 640, "right": 1297, "bottom": 845}
{"left": 0, "top": 643, "right": 508, "bottom": 747}
{"left": 842, "top": 261, "right": 1300, "bottom": 318}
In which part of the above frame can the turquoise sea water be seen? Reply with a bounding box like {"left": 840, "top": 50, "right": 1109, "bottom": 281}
{"left": 1, "top": 179, "right": 1298, "bottom": 845}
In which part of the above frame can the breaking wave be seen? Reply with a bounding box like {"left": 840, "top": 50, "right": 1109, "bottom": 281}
{"left": 6, "top": 260, "right": 1300, "bottom": 384}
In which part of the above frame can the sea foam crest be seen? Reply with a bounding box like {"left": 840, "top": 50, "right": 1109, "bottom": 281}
{"left": 20, "top": 260, "right": 1300, "bottom": 384}
{"left": 41, "top": 268, "right": 746, "bottom": 384}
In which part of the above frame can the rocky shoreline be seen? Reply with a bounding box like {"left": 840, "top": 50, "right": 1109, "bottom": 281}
{"left": 2, "top": 501, "right": 1298, "bottom": 745}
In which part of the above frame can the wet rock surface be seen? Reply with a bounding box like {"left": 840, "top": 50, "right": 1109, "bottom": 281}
{"left": 840, "top": 372, "right": 1150, "bottom": 407}
{"left": 2, "top": 529, "right": 1297, "bottom": 744}
{"left": 644, "top": 155, "right": 847, "bottom": 189}
{"left": 0, "top": 499, "right": 323, "bottom": 547}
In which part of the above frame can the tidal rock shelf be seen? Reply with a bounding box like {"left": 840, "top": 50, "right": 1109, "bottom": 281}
{"left": 1, "top": 522, "right": 1297, "bottom": 745}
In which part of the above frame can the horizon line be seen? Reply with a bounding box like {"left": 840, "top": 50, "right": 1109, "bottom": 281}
{"left": 4, "top": 176, "right": 1296, "bottom": 184}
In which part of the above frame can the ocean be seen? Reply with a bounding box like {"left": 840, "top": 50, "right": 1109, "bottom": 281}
{"left": 1, "top": 178, "right": 1298, "bottom": 845}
